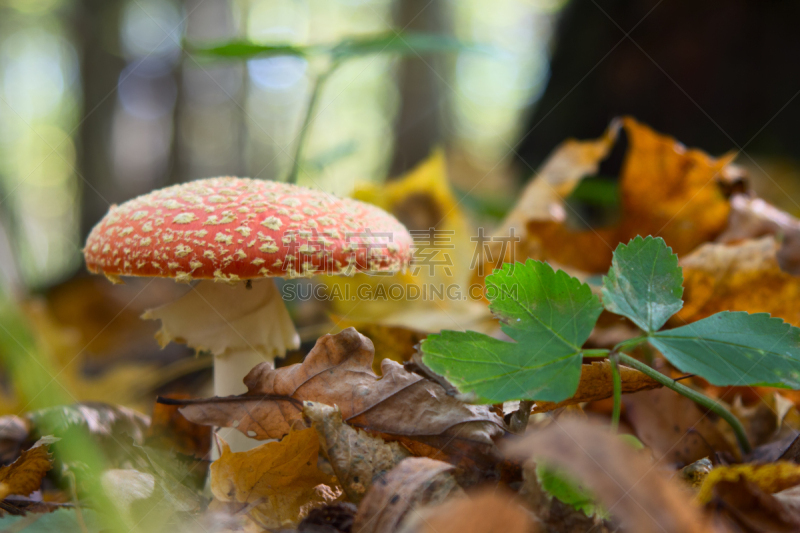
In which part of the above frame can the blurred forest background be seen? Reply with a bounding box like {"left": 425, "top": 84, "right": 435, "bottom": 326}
{"left": 3, "top": 0, "right": 800, "bottom": 409}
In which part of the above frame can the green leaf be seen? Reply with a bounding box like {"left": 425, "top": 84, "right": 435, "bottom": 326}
{"left": 190, "top": 31, "right": 478, "bottom": 61}
{"left": 649, "top": 311, "right": 800, "bottom": 387}
{"left": 602, "top": 236, "right": 683, "bottom": 333}
{"left": 188, "top": 41, "right": 316, "bottom": 58}
{"left": 565, "top": 175, "right": 620, "bottom": 208}
{"left": 421, "top": 260, "right": 603, "bottom": 403}
{"left": 537, "top": 464, "right": 604, "bottom": 518}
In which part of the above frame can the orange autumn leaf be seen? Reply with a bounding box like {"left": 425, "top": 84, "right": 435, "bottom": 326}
{"left": 486, "top": 116, "right": 738, "bottom": 275}
{"left": 675, "top": 236, "right": 800, "bottom": 327}
{"left": 210, "top": 428, "right": 338, "bottom": 529}
{"left": 617, "top": 116, "right": 735, "bottom": 255}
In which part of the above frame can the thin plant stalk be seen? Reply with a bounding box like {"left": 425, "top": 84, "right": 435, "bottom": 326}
{"left": 287, "top": 62, "right": 339, "bottom": 184}
{"left": 609, "top": 351, "right": 622, "bottom": 432}
{"left": 509, "top": 400, "right": 534, "bottom": 434}
{"left": 617, "top": 352, "right": 752, "bottom": 454}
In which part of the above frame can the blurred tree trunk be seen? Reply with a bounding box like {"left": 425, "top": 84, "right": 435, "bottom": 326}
{"left": 516, "top": 0, "right": 800, "bottom": 176}
{"left": 389, "top": 0, "right": 447, "bottom": 176}
{"left": 76, "top": 0, "right": 126, "bottom": 239}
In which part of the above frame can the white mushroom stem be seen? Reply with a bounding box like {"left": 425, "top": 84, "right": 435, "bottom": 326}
{"left": 143, "top": 278, "right": 299, "bottom": 452}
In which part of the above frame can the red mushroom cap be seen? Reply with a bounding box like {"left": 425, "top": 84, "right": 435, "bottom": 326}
{"left": 84, "top": 177, "right": 413, "bottom": 282}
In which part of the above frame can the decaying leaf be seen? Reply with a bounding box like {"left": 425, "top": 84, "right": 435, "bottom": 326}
{"left": 0, "top": 415, "right": 31, "bottom": 464}
{"left": 697, "top": 462, "right": 800, "bottom": 504}
{"left": 352, "top": 457, "right": 462, "bottom": 533}
{"left": 710, "top": 478, "right": 800, "bottom": 532}
{"left": 146, "top": 394, "right": 211, "bottom": 459}
{"left": 304, "top": 402, "right": 410, "bottom": 504}
{"left": 718, "top": 194, "right": 800, "bottom": 275}
{"left": 397, "top": 488, "right": 535, "bottom": 533}
{"left": 483, "top": 116, "right": 738, "bottom": 275}
{"left": 178, "top": 328, "right": 505, "bottom": 466}
{"left": 26, "top": 402, "right": 150, "bottom": 445}
{"left": 297, "top": 502, "right": 357, "bottom": 533}
{"left": 624, "top": 388, "right": 737, "bottom": 465}
{"left": 506, "top": 419, "right": 717, "bottom": 533}
{"left": 210, "top": 428, "right": 339, "bottom": 530}
{"left": 330, "top": 318, "right": 427, "bottom": 375}
{"left": 0, "top": 436, "right": 57, "bottom": 500}
{"left": 680, "top": 458, "right": 713, "bottom": 490}
{"left": 676, "top": 236, "right": 800, "bottom": 327}
{"left": 531, "top": 361, "right": 661, "bottom": 414}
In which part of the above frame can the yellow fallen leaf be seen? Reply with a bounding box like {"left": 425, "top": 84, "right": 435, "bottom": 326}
{"left": 697, "top": 462, "right": 800, "bottom": 504}
{"left": 0, "top": 436, "right": 57, "bottom": 500}
{"left": 325, "top": 151, "right": 492, "bottom": 333}
{"left": 531, "top": 361, "right": 661, "bottom": 414}
{"left": 210, "top": 428, "right": 339, "bottom": 530}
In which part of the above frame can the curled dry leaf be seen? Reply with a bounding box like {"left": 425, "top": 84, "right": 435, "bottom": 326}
{"left": 210, "top": 427, "right": 339, "bottom": 530}
{"left": 718, "top": 194, "right": 800, "bottom": 275}
{"left": 624, "top": 388, "right": 736, "bottom": 465}
{"left": 178, "top": 328, "right": 505, "bottom": 466}
{"left": 676, "top": 236, "right": 800, "bottom": 327}
{"left": 304, "top": 402, "right": 410, "bottom": 504}
{"left": 397, "top": 488, "right": 535, "bottom": 533}
{"left": 531, "top": 361, "right": 661, "bottom": 414}
{"left": 505, "top": 419, "right": 717, "bottom": 533}
{"left": 351, "top": 457, "right": 462, "bottom": 533}
{"left": 697, "top": 462, "right": 800, "bottom": 504}
{"left": 330, "top": 318, "right": 427, "bottom": 375}
{"left": 482, "top": 116, "right": 737, "bottom": 275}
{"left": 0, "top": 436, "right": 57, "bottom": 500}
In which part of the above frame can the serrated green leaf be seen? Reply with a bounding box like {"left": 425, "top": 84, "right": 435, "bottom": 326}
{"left": 421, "top": 260, "right": 603, "bottom": 404}
{"left": 649, "top": 311, "right": 800, "bottom": 387}
{"left": 603, "top": 236, "right": 683, "bottom": 333}
{"left": 190, "top": 32, "right": 478, "bottom": 61}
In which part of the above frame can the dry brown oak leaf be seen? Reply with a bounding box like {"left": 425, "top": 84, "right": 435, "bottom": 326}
{"left": 179, "top": 328, "right": 505, "bottom": 462}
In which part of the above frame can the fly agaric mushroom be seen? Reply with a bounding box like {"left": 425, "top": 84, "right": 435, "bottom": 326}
{"left": 84, "top": 177, "right": 413, "bottom": 450}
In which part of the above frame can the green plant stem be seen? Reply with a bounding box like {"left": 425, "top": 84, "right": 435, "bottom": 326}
{"left": 287, "top": 62, "right": 338, "bottom": 184}
{"left": 616, "top": 352, "right": 752, "bottom": 454}
{"left": 609, "top": 352, "right": 622, "bottom": 433}
{"left": 509, "top": 400, "right": 534, "bottom": 434}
